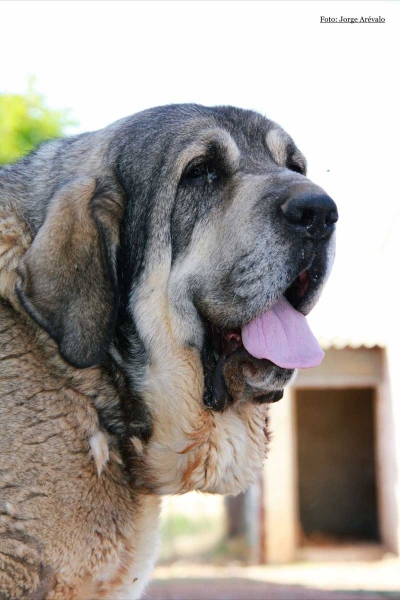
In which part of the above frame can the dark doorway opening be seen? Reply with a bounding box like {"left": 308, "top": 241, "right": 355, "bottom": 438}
{"left": 296, "top": 388, "right": 379, "bottom": 543}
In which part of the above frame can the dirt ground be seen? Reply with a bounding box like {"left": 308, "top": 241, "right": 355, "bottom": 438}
{"left": 146, "top": 559, "right": 400, "bottom": 600}
{"left": 147, "top": 578, "right": 398, "bottom": 599}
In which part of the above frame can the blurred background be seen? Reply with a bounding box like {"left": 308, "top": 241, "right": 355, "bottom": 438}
{"left": 1, "top": 1, "right": 400, "bottom": 597}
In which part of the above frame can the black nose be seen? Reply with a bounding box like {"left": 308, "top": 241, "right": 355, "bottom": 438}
{"left": 281, "top": 192, "right": 338, "bottom": 240}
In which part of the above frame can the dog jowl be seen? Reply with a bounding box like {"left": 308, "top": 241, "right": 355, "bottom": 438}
{"left": 0, "top": 104, "right": 337, "bottom": 597}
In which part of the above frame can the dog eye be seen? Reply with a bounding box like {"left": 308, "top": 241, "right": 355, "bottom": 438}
{"left": 184, "top": 162, "right": 218, "bottom": 183}
{"left": 188, "top": 164, "right": 207, "bottom": 178}
{"left": 287, "top": 160, "right": 305, "bottom": 175}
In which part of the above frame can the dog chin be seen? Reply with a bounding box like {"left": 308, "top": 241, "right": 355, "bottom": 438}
{"left": 201, "top": 318, "right": 295, "bottom": 411}
{"left": 223, "top": 349, "right": 296, "bottom": 404}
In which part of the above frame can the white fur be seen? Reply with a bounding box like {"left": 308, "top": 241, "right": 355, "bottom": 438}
{"left": 89, "top": 431, "right": 110, "bottom": 476}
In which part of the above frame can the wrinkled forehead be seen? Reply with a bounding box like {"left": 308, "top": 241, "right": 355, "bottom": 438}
{"left": 171, "top": 108, "right": 306, "bottom": 175}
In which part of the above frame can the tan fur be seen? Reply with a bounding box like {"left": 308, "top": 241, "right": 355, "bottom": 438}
{"left": 266, "top": 127, "right": 288, "bottom": 166}
{"left": 0, "top": 208, "right": 31, "bottom": 307}
{"left": 0, "top": 200, "right": 159, "bottom": 599}
{"left": 131, "top": 260, "right": 269, "bottom": 496}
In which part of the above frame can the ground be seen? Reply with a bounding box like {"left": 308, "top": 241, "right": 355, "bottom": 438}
{"left": 147, "top": 558, "right": 400, "bottom": 600}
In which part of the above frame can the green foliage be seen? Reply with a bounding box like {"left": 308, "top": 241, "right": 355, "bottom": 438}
{"left": 0, "top": 80, "right": 74, "bottom": 165}
{"left": 161, "top": 514, "right": 212, "bottom": 540}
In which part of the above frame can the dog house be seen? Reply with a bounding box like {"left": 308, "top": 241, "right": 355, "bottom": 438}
{"left": 262, "top": 341, "right": 400, "bottom": 563}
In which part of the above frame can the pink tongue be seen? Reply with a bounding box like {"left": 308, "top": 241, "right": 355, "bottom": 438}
{"left": 241, "top": 296, "right": 324, "bottom": 369}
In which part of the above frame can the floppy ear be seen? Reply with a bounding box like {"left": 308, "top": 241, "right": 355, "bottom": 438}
{"left": 16, "top": 177, "right": 125, "bottom": 368}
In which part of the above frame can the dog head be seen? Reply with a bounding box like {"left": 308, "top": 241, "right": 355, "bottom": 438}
{"left": 15, "top": 104, "right": 337, "bottom": 494}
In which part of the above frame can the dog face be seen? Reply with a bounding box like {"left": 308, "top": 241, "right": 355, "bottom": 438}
{"left": 15, "top": 104, "right": 337, "bottom": 495}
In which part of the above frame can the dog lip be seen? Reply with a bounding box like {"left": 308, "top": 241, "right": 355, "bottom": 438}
{"left": 204, "top": 320, "right": 242, "bottom": 358}
{"left": 202, "top": 318, "right": 293, "bottom": 411}
{"left": 222, "top": 347, "right": 292, "bottom": 403}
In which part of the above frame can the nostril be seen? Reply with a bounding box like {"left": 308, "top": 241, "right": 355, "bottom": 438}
{"left": 300, "top": 208, "right": 315, "bottom": 228}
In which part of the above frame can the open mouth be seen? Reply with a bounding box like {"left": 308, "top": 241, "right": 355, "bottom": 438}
{"left": 202, "top": 268, "right": 324, "bottom": 411}
{"left": 284, "top": 269, "right": 310, "bottom": 309}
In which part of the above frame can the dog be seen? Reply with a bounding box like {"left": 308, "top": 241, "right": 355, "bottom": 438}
{"left": 0, "top": 104, "right": 337, "bottom": 599}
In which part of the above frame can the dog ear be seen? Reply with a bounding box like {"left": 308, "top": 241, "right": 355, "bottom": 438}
{"left": 16, "top": 177, "right": 125, "bottom": 368}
